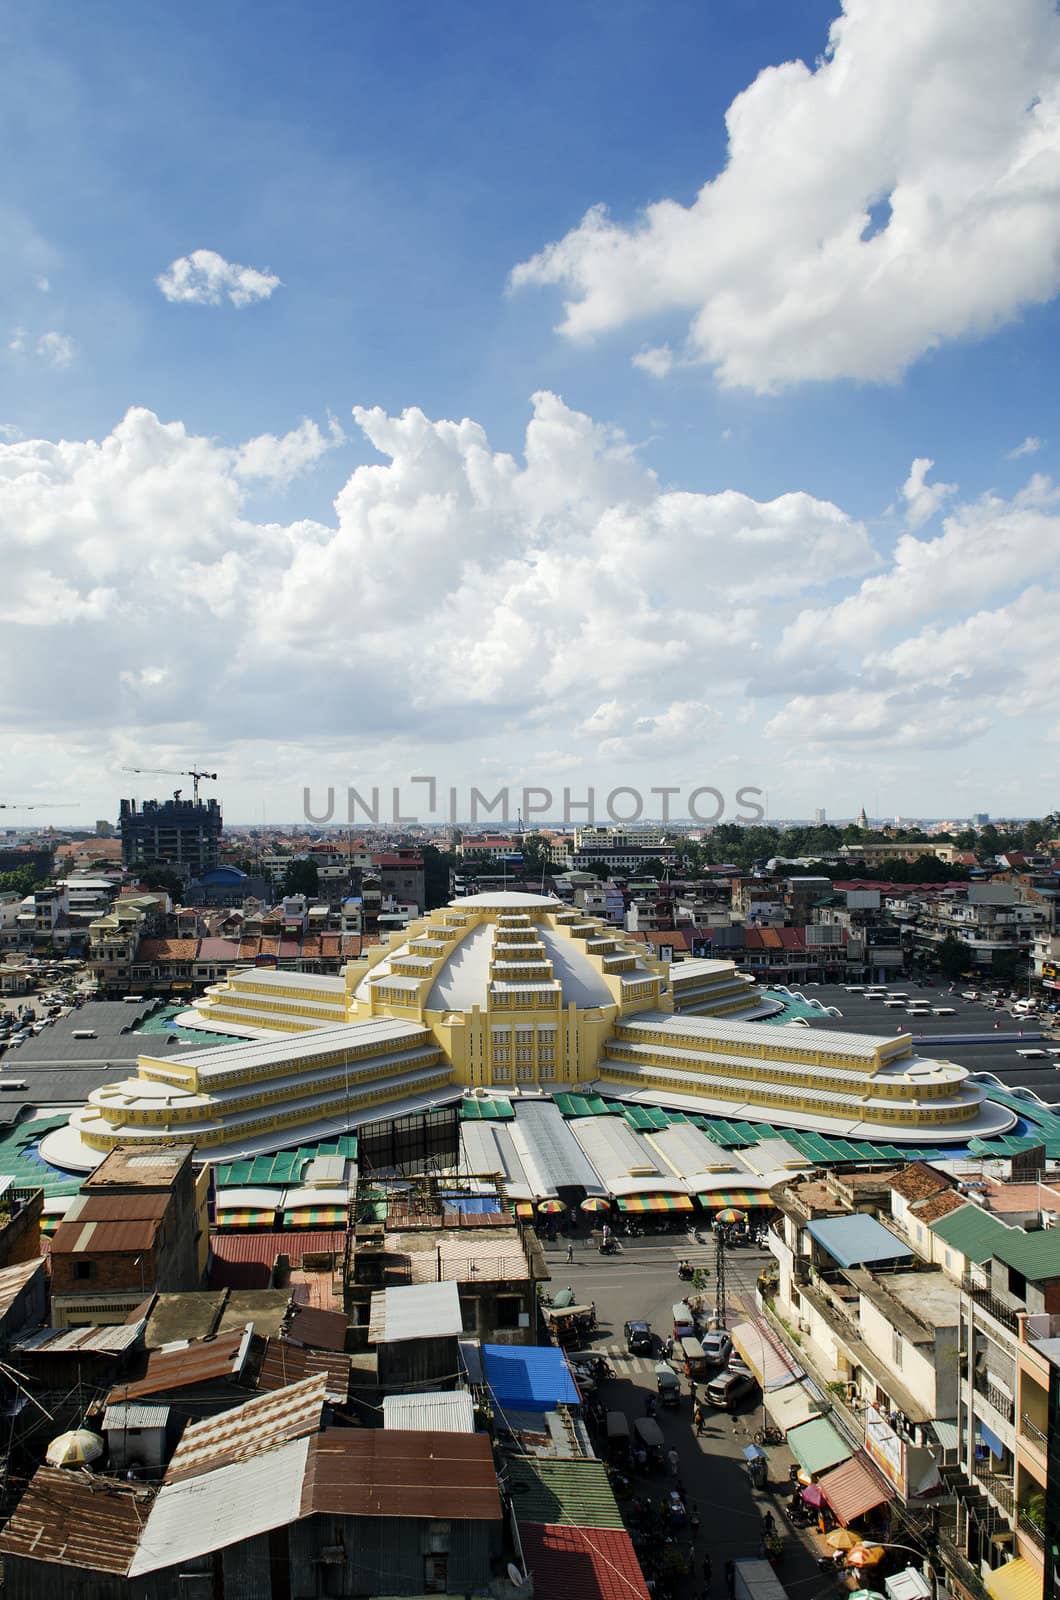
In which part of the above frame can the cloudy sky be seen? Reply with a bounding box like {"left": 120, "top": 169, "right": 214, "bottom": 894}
{"left": 3, "top": 0, "right": 1060, "bottom": 829}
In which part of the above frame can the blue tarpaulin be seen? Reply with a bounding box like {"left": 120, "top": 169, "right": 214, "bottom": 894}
{"left": 805, "top": 1214, "right": 914, "bottom": 1270}
{"left": 441, "top": 1196, "right": 501, "bottom": 1214}
{"left": 482, "top": 1343, "right": 580, "bottom": 1412}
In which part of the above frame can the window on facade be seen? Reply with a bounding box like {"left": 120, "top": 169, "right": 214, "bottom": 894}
{"left": 496, "top": 1295, "right": 522, "bottom": 1328}
{"left": 74, "top": 1260, "right": 94, "bottom": 1281}
{"left": 1008, "top": 1266, "right": 1027, "bottom": 1299}
{"left": 892, "top": 1330, "right": 902, "bottom": 1367}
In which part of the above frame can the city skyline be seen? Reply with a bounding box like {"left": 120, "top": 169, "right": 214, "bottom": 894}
{"left": 3, "top": 1, "right": 1060, "bottom": 822}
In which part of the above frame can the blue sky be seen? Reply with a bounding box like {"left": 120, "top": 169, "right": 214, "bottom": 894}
{"left": 3, "top": 0, "right": 1060, "bottom": 827}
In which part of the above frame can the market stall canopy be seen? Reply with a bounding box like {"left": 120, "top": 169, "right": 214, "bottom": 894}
{"left": 730, "top": 1322, "right": 804, "bottom": 1393}
{"left": 817, "top": 1454, "right": 890, "bottom": 1526}
{"left": 786, "top": 1417, "right": 851, "bottom": 1479}
{"left": 764, "top": 1381, "right": 828, "bottom": 1435}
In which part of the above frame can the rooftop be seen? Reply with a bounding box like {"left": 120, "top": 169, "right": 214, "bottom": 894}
{"left": 517, "top": 1523, "right": 651, "bottom": 1600}
{"left": 368, "top": 1280, "right": 463, "bottom": 1343}
{"left": 890, "top": 1162, "right": 954, "bottom": 1203}
{"left": 164, "top": 1373, "right": 328, "bottom": 1482}
{"left": 505, "top": 1456, "right": 626, "bottom": 1529}
{"left": 0, "top": 1468, "right": 149, "bottom": 1575}
{"left": 84, "top": 1143, "right": 193, "bottom": 1189}
{"left": 806, "top": 1214, "right": 914, "bottom": 1270}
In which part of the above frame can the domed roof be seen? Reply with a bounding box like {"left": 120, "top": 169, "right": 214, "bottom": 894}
{"left": 445, "top": 890, "right": 557, "bottom": 908}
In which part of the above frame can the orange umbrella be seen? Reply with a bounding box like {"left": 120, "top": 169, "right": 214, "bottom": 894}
{"left": 847, "top": 1545, "right": 886, "bottom": 1568}
{"left": 825, "top": 1529, "right": 863, "bottom": 1551}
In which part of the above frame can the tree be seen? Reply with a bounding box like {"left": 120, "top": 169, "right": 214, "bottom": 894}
{"left": 0, "top": 865, "right": 48, "bottom": 896}
{"left": 583, "top": 860, "right": 611, "bottom": 880}
{"left": 937, "top": 934, "right": 973, "bottom": 979}
{"left": 640, "top": 858, "right": 668, "bottom": 879}
{"left": 137, "top": 865, "right": 185, "bottom": 898}
{"left": 282, "top": 858, "right": 319, "bottom": 897}
{"left": 991, "top": 948, "right": 1020, "bottom": 982}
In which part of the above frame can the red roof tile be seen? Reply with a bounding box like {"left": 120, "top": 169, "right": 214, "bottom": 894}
{"left": 518, "top": 1524, "right": 650, "bottom": 1600}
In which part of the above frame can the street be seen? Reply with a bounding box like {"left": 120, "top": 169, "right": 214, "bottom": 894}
{"left": 542, "top": 1228, "right": 835, "bottom": 1599}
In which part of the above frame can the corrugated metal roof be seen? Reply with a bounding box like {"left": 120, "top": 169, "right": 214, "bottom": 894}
{"left": 254, "top": 1337, "right": 352, "bottom": 1404}
{"left": 0, "top": 1466, "right": 149, "bottom": 1574}
{"left": 12, "top": 1319, "right": 144, "bottom": 1356}
{"left": 107, "top": 1325, "right": 252, "bottom": 1402}
{"left": 382, "top": 1390, "right": 476, "bottom": 1432}
{"left": 0, "top": 1257, "right": 45, "bottom": 1322}
{"left": 284, "top": 1304, "right": 348, "bottom": 1351}
{"left": 369, "top": 1280, "right": 463, "bottom": 1344}
{"left": 817, "top": 1453, "right": 889, "bottom": 1525}
{"left": 786, "top": 1416, "right": 851, "bottom": 1478}
{"left": 300, "top": 1430, "right": 502, "bottom": 1521}
{"left": 130, "top": 1436, "right": 310, "bottom": 1577}
{"left": 518, "top": 1523, "right": 651, "bottom": 1600}
{"left": 209, "top": 1229, "right": 346, "bottom": 1265}
{"left": 103, "top": 1402, "right": 171, "bottom": 1431}
{"left": 805, "top": 1215, "right": 913, "bottom": 1269}
{"left": 52, "top": 1217, "right": 162, "bottom": 1254}
{"left": 483, "top": 1344, "right": 580, "bottom": 1413}
{"left": 164, "top": 1373, "right": 328, "bottom": 1482}
{"left": 505, "top": 1457, "right": 625, "bottom": 1529}
{"left": 63, "top": 1192, "right": 172, "bottom": 1222}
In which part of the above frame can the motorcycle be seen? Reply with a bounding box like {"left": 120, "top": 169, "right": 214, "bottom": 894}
{"left": 753, "top": 1424, "right": 784, "bottom": 1446}
{"left": 599, "top": 1236, "right": 622, "bottom": 1255}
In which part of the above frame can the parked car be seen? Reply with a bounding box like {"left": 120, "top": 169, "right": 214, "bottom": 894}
{"left": 625, "top": 1319, "right": 653, "bottom": 1355}
{"left": 699, "top": 1329, "right": 733, "bottom": 1367}
{"left": 705, "top": 1370, "right": 757, "bottom": 1410}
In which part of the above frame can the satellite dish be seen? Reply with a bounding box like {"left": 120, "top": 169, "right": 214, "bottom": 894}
{"left": 507, "top": 1564, "right": 524, "bottom": 1587}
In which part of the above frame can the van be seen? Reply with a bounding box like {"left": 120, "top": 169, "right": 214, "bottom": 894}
{"left": 672, "top": 1302, "right": 696, "bottom": 1340}
{"left": 883, "top": 999, "right": 905, "bottom": 1009}
{"left": 71, "top": 1029, "right": 97, "bottom": 1040}
{"left": 706, "top": 1370, "right": 757, "bottom": 1410}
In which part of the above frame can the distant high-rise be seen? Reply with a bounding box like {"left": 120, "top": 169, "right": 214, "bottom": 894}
{"left": 120, "top": 795, "right": 222, "bottom": 876}
{"left": 973, "top": 812, "right": 990, "bottom": 826}
{"left": 856, "top": 805, "right": 869, "bottom": 829}
{"left": 814, "top": 808, "right": 826, "bottom": 825}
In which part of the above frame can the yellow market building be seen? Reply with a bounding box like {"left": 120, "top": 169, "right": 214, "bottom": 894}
{"left": 42, "top": 892, "right": 1014, "bottom": 1171}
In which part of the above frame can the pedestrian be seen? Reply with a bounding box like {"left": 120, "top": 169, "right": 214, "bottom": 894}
{"left": 667, "top": 1447, "right": 679, "bottom": 1476}
{"left": 566, "top": 1241, "right": 574, "bottom": 1263}
{"left": 690, "top": 1505, "right": 701, "bottom": 1537}
{"left": 703, "top": 1552, "right": 713, "bottom": 1589}
{"left": 590, "top": 1300, "right": 597, "bottom": 1326}
{"left": 664, "top": 1334, "right": 674, "bottom": 1358}
{"left": 646, "top": 1394, "right": 657, "bottom": 1417}
{"left": 689, "top": 1380, "right": 697, "bottom": 1407}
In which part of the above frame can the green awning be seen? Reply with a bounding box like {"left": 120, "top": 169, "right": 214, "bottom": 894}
{"left": 786, "top": 1416, "right": 851, "bottom": 1478}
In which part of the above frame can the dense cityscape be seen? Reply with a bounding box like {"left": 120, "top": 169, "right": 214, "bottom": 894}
{"left": 5, "top": 1, "right": 1060, "bottom": 1598}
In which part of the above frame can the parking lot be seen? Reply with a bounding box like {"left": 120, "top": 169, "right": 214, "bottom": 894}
{"left": 785, "top": 981, "right": 1060, "bottom": 1103}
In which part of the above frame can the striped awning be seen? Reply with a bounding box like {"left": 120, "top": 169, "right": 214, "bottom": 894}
{"left": 515, "top": 1201, "right": 535, "bottom": 1219}
{"left": 216, "top": 1209, "right": 276, "bottom": 1228}
{"left": 39, "top": 1214, "right": 64, "bottom": 1236}
{"left": 283, "top": 1207, "right": 348, "bottom": 1227}
{"left": 698, "top": 1190, "right": 775, "bottom": 1209}
{"left": 617, "top": 1194, "right": 693, "bottom": 1213}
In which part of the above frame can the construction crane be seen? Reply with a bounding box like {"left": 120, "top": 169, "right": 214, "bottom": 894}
{"left": 122, "top": 767, "right": 219, "bottom": 803}
{"left": 0, "top": 802, "right": 77, "bottom": 810}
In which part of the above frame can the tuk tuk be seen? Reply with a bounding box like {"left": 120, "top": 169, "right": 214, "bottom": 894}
{"left": 606, "top": 1411, "right": 631, "bottom": 1465}
{"left": 655, "top": 1362, "right": 681, "bottom": 1406}
{"left": 681, "top": 1335, "right": 709, "bottom": 1379}
{"left": 545, "top": 1304, "right": 595, "bottom": 1346}
{"left": 672, "top": 1302, "right": 696, "bottom": 1340}
{"left": 633, "top": 1415, "right": 665, "bottom": 1469}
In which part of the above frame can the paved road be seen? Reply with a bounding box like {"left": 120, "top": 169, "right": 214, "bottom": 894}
{"left": 543, "top": 1230, "right": 834, "bottom": 1599}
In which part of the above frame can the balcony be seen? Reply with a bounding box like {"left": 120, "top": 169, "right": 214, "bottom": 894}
{"left": 973, "top": 1374, "right": 1016, "bottom": 1424}
{"left": 1017, "top": 1512, "right": 1045, "bottom": 1550}
{"left": 964, "top": 1279, "right": 1019, "bottom": 1334}
{"left": 974, "top": 1467, "right": 1015, "bottom": 1517}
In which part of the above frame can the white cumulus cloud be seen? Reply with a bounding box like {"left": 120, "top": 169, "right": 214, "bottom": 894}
{"left": 157, "top": 248, "right": 282, "bottom": 308}
{"left": 901, "top": 457, "right": 957, "bottom": 529}
{"left": 511, "top": 0, "right": 1060, "bottom": 392}
{"left": 1008, "top": 435, "right": 1043, "bottom": 458}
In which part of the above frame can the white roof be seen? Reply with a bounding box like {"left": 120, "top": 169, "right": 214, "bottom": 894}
{"left": 370, "top": 1281, "right": 463, "bottom": 1344}
{"left": 130, "top": 1437, "right": 309, "bottom": 1576}
{"left": 158, "top": 1017, "right": 426, "bottom": 1078}
{"left": 227, "top": 966, "right": 344, "bottom": 994}
{"left": 383, "top": 1390, "right": 475, "bottom": 1432}
{"left": 460, "top": 1120, "right": 536, "bottom": 1198}
{"left": 450, "top": 891, "right": 555, "bottom": 907}
{"left": 624, "top": 1009, "right": 892, "bottom": 1061}
{"left": 568, "top": 1115, "right": 688, "bottom": 1196}
{"left": 646, "top": 1122, "right": 743, "bottom": 1181}
{"left": 736, "top": 1139, "right": 808, "bottom": 1175}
